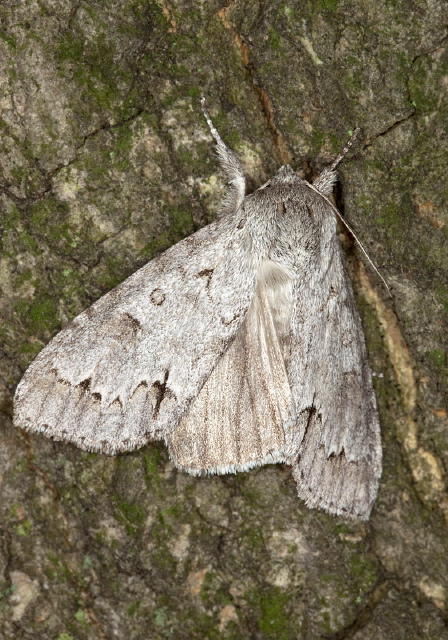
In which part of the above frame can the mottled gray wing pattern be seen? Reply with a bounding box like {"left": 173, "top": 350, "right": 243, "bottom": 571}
{"left": 167, "top": 282, "right": 295, "bottom": 474}
{"left": 284, "top": 190, "right": 382, "bottom": 520}
{"left": 14, "top": 214, "right": 258, "bottom": 454}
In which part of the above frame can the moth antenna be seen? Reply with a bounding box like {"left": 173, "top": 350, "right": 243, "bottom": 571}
{"left": 201, "top": 97, "right": 246, "bottom": 214}
{"left": 311, "top": 128, "right": 390, "bottom": 296}
{"left": 328, "top": 127, "right": 361, "bottom": 173}
{"left": 313, "top": 128, "right": 361, "bottom": 195}
{"left": 307, "top": 182, "right": 392, "bottom": 297}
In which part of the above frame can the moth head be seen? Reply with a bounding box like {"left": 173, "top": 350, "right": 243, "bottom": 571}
{"left": 256, "top": 165, "right": 304, "bottom": 192}
{"left": 272, "top": 165, "right": 299, "bottom": 182}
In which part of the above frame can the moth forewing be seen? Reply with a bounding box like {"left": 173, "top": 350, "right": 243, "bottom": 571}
{"left": 14, "top": 217, "right": 258, "bottom": 454}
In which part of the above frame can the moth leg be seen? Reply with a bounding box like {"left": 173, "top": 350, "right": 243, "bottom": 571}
{"left": 313, "top": 127, "right": 361, "bottom": 195}
{"left": 201, "top": 97, "right": 246, "bottom": 214}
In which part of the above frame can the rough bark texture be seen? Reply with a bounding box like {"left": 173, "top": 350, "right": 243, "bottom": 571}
{"left": 1, "top": 1, "right": 448, "bottom": 638}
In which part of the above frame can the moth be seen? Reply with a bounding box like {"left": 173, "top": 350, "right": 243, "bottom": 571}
{"left": 14, "top": 100, "right": 382, "bottom": 520}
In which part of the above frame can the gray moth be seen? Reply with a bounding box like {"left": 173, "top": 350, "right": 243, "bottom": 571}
{"left": 13, "top": 100, "right": 382, "bottom": 521}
